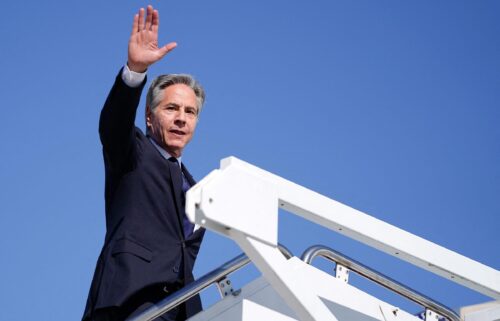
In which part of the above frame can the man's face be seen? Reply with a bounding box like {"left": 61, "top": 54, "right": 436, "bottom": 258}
{"left": 146, "top": 84, "right": 199, "bottom": 158}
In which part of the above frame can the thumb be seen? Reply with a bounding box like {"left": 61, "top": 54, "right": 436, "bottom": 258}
{"left": 159, "top": 42, "right": 177, "bottom": 58}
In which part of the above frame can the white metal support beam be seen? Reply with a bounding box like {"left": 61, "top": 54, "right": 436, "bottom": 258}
{"left": 231, "top": 232, "right": 338, "bottom": 321}
{"left": 186, "top": 157, "right": 500, "bottom": 306}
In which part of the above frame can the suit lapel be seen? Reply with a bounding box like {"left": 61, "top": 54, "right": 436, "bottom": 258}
{"left": 181, "top": 165, "right": 206, "bottom": 239}
{"left": 167, "top": 160, "right": 185, "bottom": 226}
{"left": 181, "top": 165, "right": 196, "bottom": 187}
{"left": 147, "top": 136, "right": 194, "bottom": 238}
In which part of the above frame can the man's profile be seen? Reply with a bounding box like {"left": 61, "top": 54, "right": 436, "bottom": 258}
{"left": 82, "top": 5, "right": 206, "bottom": 321}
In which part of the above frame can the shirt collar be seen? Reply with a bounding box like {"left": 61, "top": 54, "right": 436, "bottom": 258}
{"left": 148, "top": 137, "right": 182, "bottom": 168}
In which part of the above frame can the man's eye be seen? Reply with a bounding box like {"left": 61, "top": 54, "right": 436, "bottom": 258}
{"left": 166, "top": 106, "right": 176, "bottom": 111}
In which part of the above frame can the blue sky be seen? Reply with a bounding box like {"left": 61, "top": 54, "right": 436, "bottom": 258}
{"left": 0, "top": 1, "right": 498, "bottom": 320}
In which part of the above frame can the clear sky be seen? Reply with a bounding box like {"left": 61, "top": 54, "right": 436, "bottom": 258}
{"left": 0, "top": 1, "right": 498, "bottom": 320}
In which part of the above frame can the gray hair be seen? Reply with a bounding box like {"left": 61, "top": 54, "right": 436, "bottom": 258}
{"left": 146, "top": 74, "right": 206, "bottom": 113}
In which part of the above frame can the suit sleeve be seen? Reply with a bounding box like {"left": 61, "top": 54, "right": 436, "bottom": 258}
{"left": 98, "top": 68, "right": 147, "bottom": 171}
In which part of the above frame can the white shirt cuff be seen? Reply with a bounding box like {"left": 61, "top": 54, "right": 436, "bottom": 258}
{"left": 121, "top": 64, "right": 146, "bottom": 88}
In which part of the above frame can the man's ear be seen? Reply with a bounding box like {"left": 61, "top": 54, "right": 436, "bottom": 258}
{"left": 145, "top": 105, "right": 152, "bottom": 128}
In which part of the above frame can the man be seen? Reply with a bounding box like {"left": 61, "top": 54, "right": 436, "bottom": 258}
{"left": 83, "top": 5, "right": 205, "bottom": 321}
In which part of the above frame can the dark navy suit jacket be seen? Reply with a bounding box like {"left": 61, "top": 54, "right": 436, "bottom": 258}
{"left": 83, "top": 70, "right": 205, "bottom": 320}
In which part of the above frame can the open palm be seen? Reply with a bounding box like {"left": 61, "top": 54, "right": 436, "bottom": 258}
{"left": 127, "top": 5, "right": 177, "bottom": 72}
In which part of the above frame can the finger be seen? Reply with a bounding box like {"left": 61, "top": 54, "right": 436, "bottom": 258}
{"left": 145, "top": 5, "right": 153, "bottom": 30}
{"left": 131, "top": 13, "right": 139, "bottom": 35}
{"left": 138, "top": 7, "right": 145, "bottom": 31}
{"left": 152, "top": 9, "right": 159, "bottom": 33}
{"left": 159, "top": 42, "right": 177, "bottom": 58}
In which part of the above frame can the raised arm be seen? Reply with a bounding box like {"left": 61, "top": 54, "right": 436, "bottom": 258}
{"left": 127, "top": 5, "right": 177, "bottom": 72}
{"left": 100, "top": 5, "right": 176, "bottom": 171}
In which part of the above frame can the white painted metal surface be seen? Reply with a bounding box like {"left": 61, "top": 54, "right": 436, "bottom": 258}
{"left": 335, "top": 264, "right": 350, "bottom": 283}
{"left": 186, "top": 157, "right": 500, "bottom": 299}
{"left": 189, "top": 258, "right": 422, "bottom": 321}
{"left": 185, "top": 156, "right": 500, "bottom": 320}
{"left": 460, "top": 301, "right": 500, "bottom": 321}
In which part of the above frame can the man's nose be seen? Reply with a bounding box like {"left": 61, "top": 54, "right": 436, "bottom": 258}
{"left": 175, "top": 109, "right": 187, "bottom": 124}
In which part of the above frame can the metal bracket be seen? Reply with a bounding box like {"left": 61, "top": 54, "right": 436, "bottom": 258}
{"left": 425, "top": 308, "right": 445, "bottom": 321}
{"left": 336, "top": 264, "right": 350, "bottom": 283}
{"left": 217, "top": 277, "right": 236, "bottom": 297}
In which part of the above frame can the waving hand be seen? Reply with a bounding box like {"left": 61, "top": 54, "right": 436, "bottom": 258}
{"left": 127, "top": 5, "right": 177, "bottom": 72}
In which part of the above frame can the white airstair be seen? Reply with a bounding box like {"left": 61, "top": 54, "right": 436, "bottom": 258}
{"left": 129, "top": 157, "right": 500, "bottom": 321}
